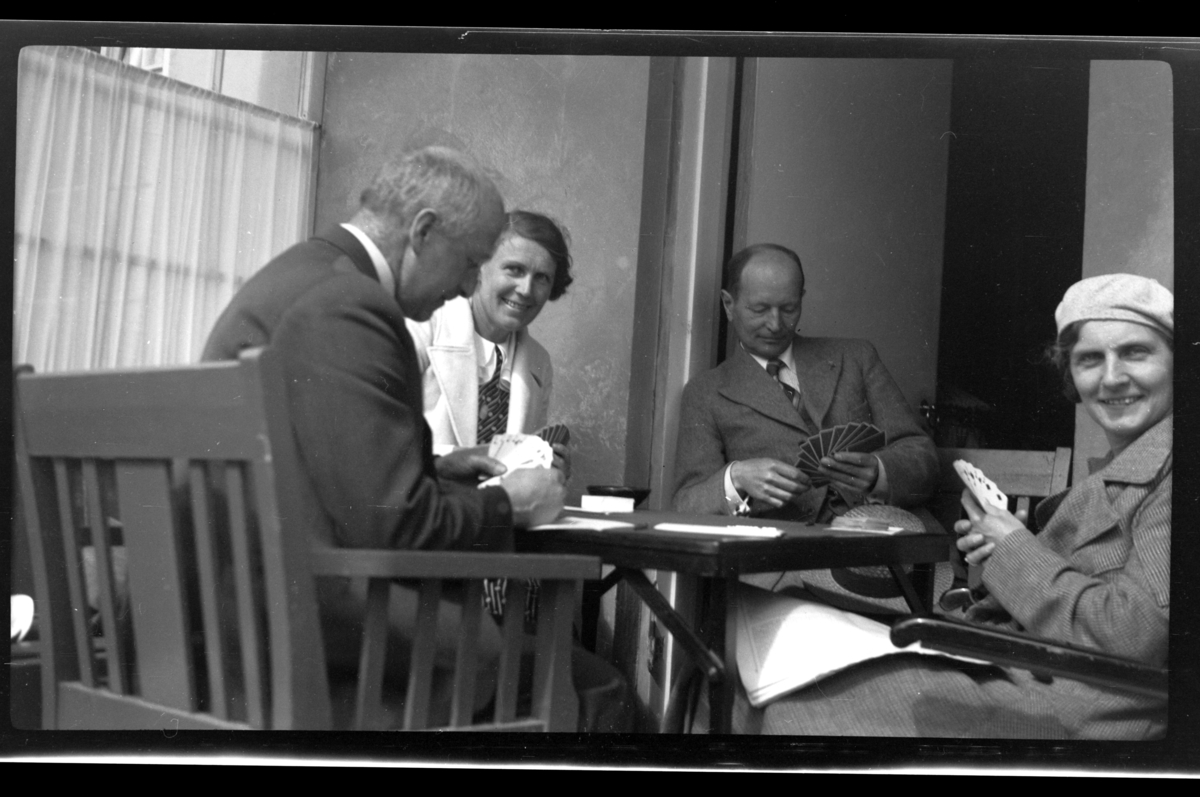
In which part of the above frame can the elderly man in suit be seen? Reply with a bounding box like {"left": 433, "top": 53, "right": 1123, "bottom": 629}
{"left": 672, "top": 243, "right": 940, "bottom": 601}
{"left": 202, "top": 147, "right": 571, "bottom": 726}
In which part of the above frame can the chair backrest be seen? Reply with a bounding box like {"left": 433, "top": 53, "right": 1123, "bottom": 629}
{"left": 13, "top": 349, "right": 332, "bottom": 730}
{"left": 932, "top": 447, "right": 1073, "bottom": 535}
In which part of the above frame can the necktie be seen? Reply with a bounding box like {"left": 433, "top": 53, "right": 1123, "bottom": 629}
{"left": 477, "top": 345, "right": 510, "bottom": 444}
{"left": 766, "top": 359, "right": 801, "bottom": 411}
{"left": 476, "top": 343, "right": 539, "bottom": 627}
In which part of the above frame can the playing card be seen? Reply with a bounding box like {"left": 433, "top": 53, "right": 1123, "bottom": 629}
{"left": 827, "top": 423, "right": 850, "bottom": 453}
{"left": 845, "top": 426, "right": 885, "bottom": 454}
{"left": 537, "top": 423, "right": 571, "bottom": 447}
{"left": 480, "top": 433, "right": 554, "bottom": 487}
{"left": 953, "top": 459, "right": 1008, "bottom": 511}
{"left": 837, "top": 422, "right": 870, "bottom": 451}
{"left": 817, "top": 428, "right": 837, "bottom": 458}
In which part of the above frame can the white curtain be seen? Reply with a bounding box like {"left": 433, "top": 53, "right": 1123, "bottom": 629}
{"left": 15, "top": 46, "right": 318, "bottom": 371}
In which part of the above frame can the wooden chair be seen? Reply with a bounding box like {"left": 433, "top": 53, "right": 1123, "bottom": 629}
{"left": 13, "top": 349, "right": 600, "bottom": 730}
{"left": 891, "top": 616, "right": 1168, "bottom": 701}
{"left": 931, "top": 447, "right": 1072, "bottom": 611}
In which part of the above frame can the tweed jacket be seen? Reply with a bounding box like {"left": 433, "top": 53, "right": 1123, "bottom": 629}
{"left": 406, "top": 297, "right": 553, "bottom": 452}
{"left": 672, "top": 337, "right": 938, "bottom": 522}
{"left": 202, "top": 225, "right": 514, "bottom": 554}
{"left": 974, "top": 413, "right": 1173, "bottom": 667}
{"left": 747, "top": 414, "right": 1174, "bottom": 739}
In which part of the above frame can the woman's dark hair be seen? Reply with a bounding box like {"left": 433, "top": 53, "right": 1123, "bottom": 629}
{"left": 503, "top": 210, "right": 574, "bottom": 301}
{"left": 1046, "top": 320, "right": 1174, "bottom": 402}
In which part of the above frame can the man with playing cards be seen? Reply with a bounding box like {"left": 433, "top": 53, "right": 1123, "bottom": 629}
{"left": 203, "top": 147, "right": 572, "bottom": 726}
{"left": 672, "top": 243, "right": 939, "bottom": 527}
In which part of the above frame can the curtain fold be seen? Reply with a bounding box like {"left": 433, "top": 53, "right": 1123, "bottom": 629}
{"left": 16, "top": 45, "right": 318, "bottom": 371}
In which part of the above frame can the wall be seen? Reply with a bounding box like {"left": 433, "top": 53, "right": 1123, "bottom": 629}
{"left": 741, "top": 58, "right": 954, "bottom": 408}
{"left": 1075, "top": 60, "right": 1174, "bottom": 479}
{"left": 316, "top": 53, "right": 650, "bottom": 501}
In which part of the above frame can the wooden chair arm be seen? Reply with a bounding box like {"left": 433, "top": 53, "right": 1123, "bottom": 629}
{"left": 890, "top": 616, "right": 1168, "bottom": 699}
{"left": 309, "top": 549, "right": 602, "bottom": 581}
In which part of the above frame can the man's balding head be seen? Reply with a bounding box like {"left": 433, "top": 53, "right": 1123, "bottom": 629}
{"left": 354, "top": 147, "right": 506, "bottom": 321}
{"left": 359, "top": 146, "right": 503, "bottom": 239}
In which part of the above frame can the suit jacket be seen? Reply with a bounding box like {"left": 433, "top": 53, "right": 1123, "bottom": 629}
{"left": 672, "top": 337, "right": 938, "bottom": 522}
{"left": 202, "top": 225, "right": 514, "bottom": 554}
{"left": 406, "top": 297, "right": 553, "bottom": 450}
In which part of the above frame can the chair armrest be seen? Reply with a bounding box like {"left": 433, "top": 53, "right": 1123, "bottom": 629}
{"left": 309, "top": 549, "right": 602, "bottom": 581}
{"left": 890, "top": 616, "right": 1168, "bottom": 699}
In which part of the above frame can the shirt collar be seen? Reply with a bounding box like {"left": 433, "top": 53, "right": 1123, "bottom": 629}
{"left": 340, "top": 223, "right": 395, "bottom": 298}
{"left": 744, "top": 341, "right": 797, "bottom": 376}
{"left": 474, "top": 329, "right": 515, "bottom": 382}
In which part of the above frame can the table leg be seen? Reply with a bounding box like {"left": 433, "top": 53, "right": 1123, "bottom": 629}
{"left": 704, "top": 576, "right": 738, "bottom": 734}
{"left": 889, "top": 563, "right": 934, "bottom": 614}
{"left": 581, "top": 569, "right": 623, "bottom": 653}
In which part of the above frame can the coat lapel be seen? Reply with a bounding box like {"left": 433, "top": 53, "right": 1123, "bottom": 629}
{"left": 427, "top": 300, "right": 480, "bottom": 446}
{"left": 791, "top": 338, "right": 842, "bottom": 428}
{"left": 507, "top": 329, "right": 545, "bottom": 434}
{"left": 717, "top": 346, "right": 811, "bottom": 433}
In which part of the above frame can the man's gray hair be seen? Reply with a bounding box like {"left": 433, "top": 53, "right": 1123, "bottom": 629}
{"left": 359, "top": 146, "right": 498, "bottom": 238}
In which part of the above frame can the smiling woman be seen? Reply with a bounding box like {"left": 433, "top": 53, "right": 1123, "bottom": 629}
{"left": 1047, "top": 274, "right": 1175, "bottom": 459}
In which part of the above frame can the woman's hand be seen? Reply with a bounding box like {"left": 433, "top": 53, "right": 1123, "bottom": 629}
{"left": 550, "top": 442, "right": 571, "bottom": 482}
{"left": 954, "top": 489, "right": 1028, "bottom": 566}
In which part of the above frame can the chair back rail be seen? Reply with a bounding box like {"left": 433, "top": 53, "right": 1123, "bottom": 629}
{"left": 933, "top": 447, "right": 1072, "bottom": 533}
{"left": 15, "top": 350, "right": 601, "bottom": 732}
{"left": 14, "top": 351, "right": 331, "bottom": 730}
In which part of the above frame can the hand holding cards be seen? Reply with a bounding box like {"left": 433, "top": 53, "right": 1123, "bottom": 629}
{"left": 794, "top": 422, "right": 886, "bottom": 487}
{"left": 952, "top": 459, "right": 1008, "bottom": 511}
{"left": 478, "top": 433, "right": 554, "bottom": 488}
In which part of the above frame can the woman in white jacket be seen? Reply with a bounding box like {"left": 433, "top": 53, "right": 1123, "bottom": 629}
{"left": 406, "top": 212, "right": 631, "bottom": 733}
{"left": 406, "top": 209, "right": 573, "bottom": 460}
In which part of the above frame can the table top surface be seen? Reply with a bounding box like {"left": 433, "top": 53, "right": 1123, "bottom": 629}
{"left": 518, "top": 509, "right": 951, "bottom": 577}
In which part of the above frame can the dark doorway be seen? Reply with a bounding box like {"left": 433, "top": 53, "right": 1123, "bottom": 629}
{"left": 936, "top": 60, "right": 1090, "bottom": 451}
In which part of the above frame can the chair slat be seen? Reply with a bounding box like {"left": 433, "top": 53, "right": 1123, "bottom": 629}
{"left": 53, "top": 459, "right": 96, "bottom": 689}
{"left": 83, "top": 459, "right": 128, "bottom": 695}
{"left": 1051, "top": 447, "right": 1072, "bottom": 493}
{"left": 117, "top": 460, "right": 198, "bottom": 712}
{"left": 493, "top": 580, "right": 528, "bottom": 724}
{"left": 225, "top": 463, "right": 267, "bottom": 729}
{"left": 353, "top": 578, "right": 391, "bottom": 731}
{"left": 530, "top": 580, "right": 578, "bottom": 732}
{"left": 189, "top": 462, "right": 229, "bottom": 720}
{"left": 403, "top": 579, "right": 444, "bottom": 730}
{"left": 450, "top": 579, "right": 483, "bottom": 727}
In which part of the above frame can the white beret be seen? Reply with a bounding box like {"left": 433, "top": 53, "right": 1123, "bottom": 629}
{"left": 1055, "top": 273, "right": 1173, "bottom": 338}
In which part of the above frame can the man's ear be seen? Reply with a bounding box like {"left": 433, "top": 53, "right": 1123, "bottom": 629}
{"left": 408, "top": 208, "right": 439, "bottom": 253}
{"left": 720, "top": 289, "right": 735, "bottom": 321}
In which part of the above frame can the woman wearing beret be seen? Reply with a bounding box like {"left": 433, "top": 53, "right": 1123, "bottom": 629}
{"left": 718, "top": 273, "right": 1173, "bottom": 739}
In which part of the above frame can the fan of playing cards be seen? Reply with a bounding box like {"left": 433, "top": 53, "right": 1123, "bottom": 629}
{"left": 794, "top": 422, "right": 886, "bottom": 486}
{"left": 478, "top": 424, "right": 570, "bottom": 488}
{"left": 952, "top": 460, "right": 1009, "bottom": 511}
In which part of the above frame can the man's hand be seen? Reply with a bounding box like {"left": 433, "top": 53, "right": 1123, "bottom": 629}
{"left": 730, "top": 458, "right": 811, "bottom": 508}
{"left": 818, "top": 451, "right": 879, "bottom": 497}
{"left": 435, "top": 446, "right": 507, "bottom": 483}
{"left": 501, "top": 467, "right": 566, "bottom": 528}
{"left": 954, "top": 489, "right": 1028, "bottom": 566}
{"left": 550, "top": 443, "right": 571, "bottom": 482}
